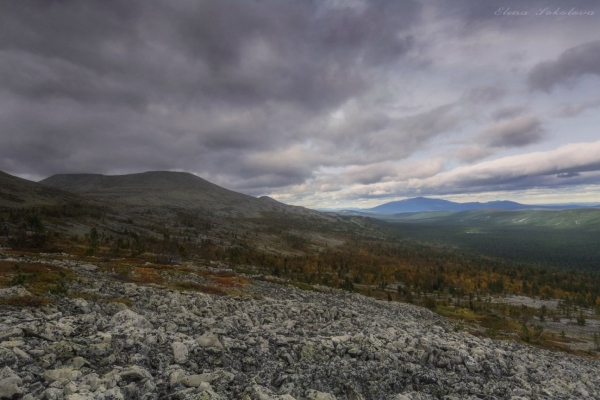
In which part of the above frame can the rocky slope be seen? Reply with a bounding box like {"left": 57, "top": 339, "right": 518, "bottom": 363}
{"left": 0, "top": 254, "right": 599, "bottom": 399}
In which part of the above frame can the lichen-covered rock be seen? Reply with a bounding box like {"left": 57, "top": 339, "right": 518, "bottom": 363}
{"left": 119, "top": 366, "right": 152, "bottom": 382}
{"left": 306, "top": 390, "right": 337, "bottom": 400}
{"left": 243, "top": 384, "right": 296, "bottom": 400}
{"left": 195, "top": 332, "right": 223, "bottom": 349}
{"left": 172, "top": 341, "right": 189, "bottom": 364}
{"left": 43, "top": 367, "right": 81, "bottom": 384}
{"left": 0, "top": 348, "right": 17, "bottom": 369}
{"left": 95, "top": 387, "right": 125, "bottom": 400}
{"left": 0, "top": 286, "right": 30, "bottom": 298}
{"left": 0, "top": 328, "right": 23, "bottom": 341}
{"left": 65, "top": 394, "right": 95, "bottom": 400}
{"left": 109, "top": 309, "right": 152, "bottom": 329}
{"left": 0, "top": 366, "right": 23, "bottom": 399}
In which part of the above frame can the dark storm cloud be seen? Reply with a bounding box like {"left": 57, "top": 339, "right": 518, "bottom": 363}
{"left": 0, "top": 0, "right": 424, "bottom": 188}
{"left": 528, "top": 41, "right": 600, "bottom": 92}
{"left": 478, "top": 116, "right": 545, "bottom": 148}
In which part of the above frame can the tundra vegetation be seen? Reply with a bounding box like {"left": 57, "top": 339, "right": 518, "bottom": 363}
{"left": 1, "top": 168, "right": 600, "bottom": 398}
{"left": 2, "top": 201, "right": 600, "bottom": 357}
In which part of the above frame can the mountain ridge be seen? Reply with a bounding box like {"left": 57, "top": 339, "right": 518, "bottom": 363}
{"left": 0, "top": 170, "right": 98, "bottom": 208}
{"left": 40, "top": 171, "right": 319, "bottom": 218}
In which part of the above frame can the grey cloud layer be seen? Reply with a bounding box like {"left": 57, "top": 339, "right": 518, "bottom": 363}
{"left": 1, "top": 0, "right": 599, "bottom": 205}
{"left": 0, "top": 0, "right": 423, "bottom": 185}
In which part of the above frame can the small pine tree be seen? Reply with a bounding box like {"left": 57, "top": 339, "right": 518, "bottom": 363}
{"left": 533, "top": 325, "right": 544, "bottom": 344}
{"left": 521, "top": 323, "right": 531, "bottom": 342}
{"left": 89, "top": 227, "right": 99, "bottom": 247}
{"left": 540, "top": 305, "right": 547, "bottom": 322}
{"left": 86, "top": 227, "right": 100, "bottom": 255}
{"left": 50, "top": 271, "right": 68, "bottom": 295}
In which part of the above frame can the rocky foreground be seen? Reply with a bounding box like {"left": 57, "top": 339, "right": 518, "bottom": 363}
{"left": 0, "top": 257, "right": 599, "bottom": 399}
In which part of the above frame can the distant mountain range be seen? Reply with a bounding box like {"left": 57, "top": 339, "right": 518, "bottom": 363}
{"left": 337, "top": 196, "right": 599, "bottom": 215}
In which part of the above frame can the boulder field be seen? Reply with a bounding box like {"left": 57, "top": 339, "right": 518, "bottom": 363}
{"left": 0, "top": 256, "right": 598, "bottom": 399}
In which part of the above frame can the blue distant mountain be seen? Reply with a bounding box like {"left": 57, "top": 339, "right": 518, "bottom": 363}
{"left": 365, "top": 197, "right": 594, "bottom": 214}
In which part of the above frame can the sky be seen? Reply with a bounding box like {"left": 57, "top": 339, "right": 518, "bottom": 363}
{"left": 1, "top": 0, "right": 600, "bottom": 208}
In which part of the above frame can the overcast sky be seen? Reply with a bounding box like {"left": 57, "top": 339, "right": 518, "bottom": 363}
{"left": 1, "top": 0, "right": 600, "bottom": 208}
